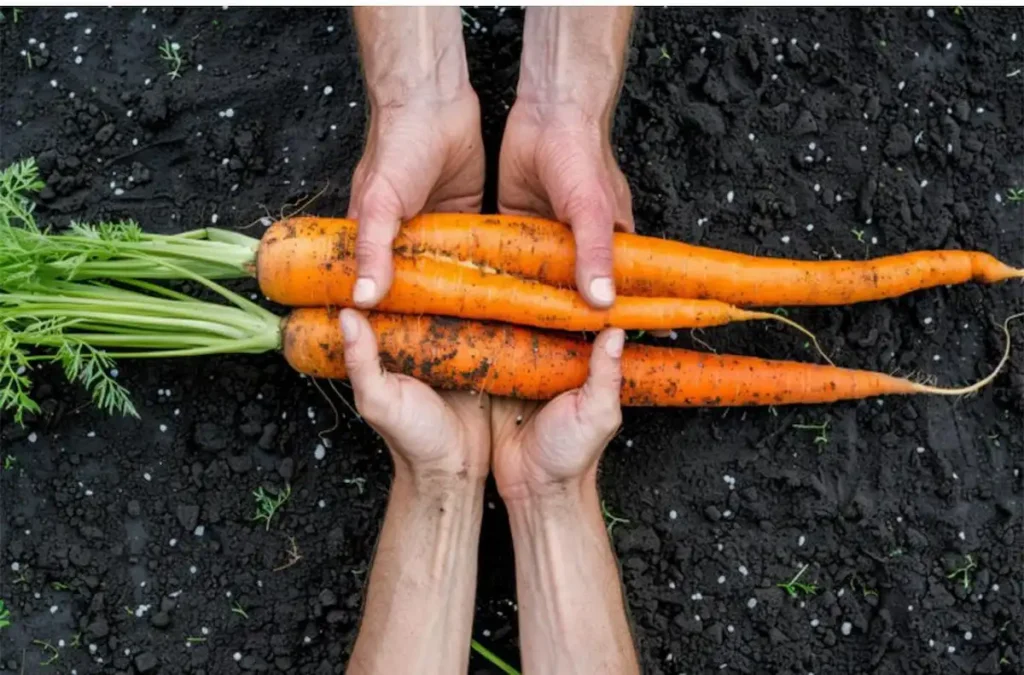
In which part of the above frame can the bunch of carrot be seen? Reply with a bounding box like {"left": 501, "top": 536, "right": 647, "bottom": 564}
{"left": 1, "top": 157, "right": 1021, "bottom": 421}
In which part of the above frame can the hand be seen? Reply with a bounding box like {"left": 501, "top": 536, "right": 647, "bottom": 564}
{"left": 490, "top": 328, "right": 625, "bottom": 502}
{"left": 348, "top": 7, "right": 484, "bottom": 308}
{"left": 339, "top": 308, "right": 491, "bottom": 484}
{"left": 498, "top": 103, "right": 633, "bottom": 309}
{"left": 498, "top": 6, "right": 634, "bottom": 309}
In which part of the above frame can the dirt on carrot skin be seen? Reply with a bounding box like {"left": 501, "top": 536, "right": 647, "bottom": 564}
{"left": 2, "top": 7, "right": 1023, "bottom": 675}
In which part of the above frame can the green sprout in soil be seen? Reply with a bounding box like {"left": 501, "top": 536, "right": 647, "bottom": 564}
{"left": 185, "top": 636, "right": 207, "bottom": 645}
{"left": 69, "top": 632, "right": 81, "bottom": 648}
{"left": 1007, "top": 188, "right": 1024, "bottom": 203}
{"left": 158, "top": 38, "right": 183, "bottom": 79}
{"left": 3, "top": 454, "right": 15, "bottom": 470}
{"left": 0, "top": 8, "right": 24, "bottom": 24}
{"left": 230, "top": 600, "right": 249, "bottom": 619}
{"left": 658, "top": 45, "right": 671, "bottom": 62}
{"left": 792, "top": 419, "right": 830, "bottom": 446}
{"left": 0, "top": 599, "right": 11, "bottom": 629}
{"left": 946, "top": 553, "right": 977, "bottom": 590}
{"left": 777, "top": 564, "right": 819, "bottom": 598}
{"left": 471, "top": 639, "right": 520, "bottom": 675}
{"left": 32, "top": 639, "right": 60, "bottom": 666}
{"left": 50, "top": 581, "right": 69, "bottom": 591}
{"left": 252, "top": 484, "right": 291, "bottom": 530}
{"left": 851, "top": 228, "right": 866, "bottom": 243}
{"left": 601, "top": 499, "right": 630, "bottom": 537}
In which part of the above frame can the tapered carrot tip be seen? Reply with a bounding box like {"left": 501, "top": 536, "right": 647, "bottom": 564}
{"left": 973, "top": 254, "right": 1024, "bottom": 283}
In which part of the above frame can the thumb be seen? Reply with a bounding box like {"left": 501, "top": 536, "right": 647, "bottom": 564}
{"left": 351, "top": 176, "right": 404, "bottom": 308}
{"left": 566, "top": 193, "right": 617, "bottom": 309}
{"left": 339, "top": 308, "right": 395, "bottom": 424}
{"left": 576, "top": 328, "right": 625, "bottom": 438}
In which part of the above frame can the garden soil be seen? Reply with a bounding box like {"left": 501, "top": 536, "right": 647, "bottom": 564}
{"left": 2, "top": 7, "right": 1022, "bottom": 675}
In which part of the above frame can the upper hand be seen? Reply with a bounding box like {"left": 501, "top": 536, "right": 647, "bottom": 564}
{"left": 490, "top": 328, "right": 625, "bottom": 502}
{"left": 498, "top": 102, "right": 634, "bottom": 308}
{"left": 340, "top": 308, "right": 491, "bottom": 485}
{"left": 348, "top": 91, "right": 485, "bottom": 307}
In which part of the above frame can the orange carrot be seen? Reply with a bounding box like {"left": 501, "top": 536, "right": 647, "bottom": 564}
{"left": 261, "top": 215, "right": 1022, "bottom": 307}
{"left": 282, "top": 309, "right": 1015, "bottom": 406}
{"left": 257, "top": 217, "right": 828, "bottom": 353}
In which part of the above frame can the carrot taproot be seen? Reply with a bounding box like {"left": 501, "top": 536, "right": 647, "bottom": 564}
{"left": 257, "top": 217, "right": 831, "bottom": 358}
{"left": 261, "top": 214, "right": 1022, "bottom": 307}
{"left": 281, "top": 308, "right": 1018, "bottom": 407}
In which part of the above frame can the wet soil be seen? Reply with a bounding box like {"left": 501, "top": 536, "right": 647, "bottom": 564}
{"left": 2, "top": 7, "right": 1022, "bottom": 675}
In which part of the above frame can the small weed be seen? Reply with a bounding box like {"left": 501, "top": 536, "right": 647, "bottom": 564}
{"left": 792, "top": 419, "right": 830, "bottom": 446}
{"left": 953, "top": 6, "right": 964, "bottom": 17}
{"left": 14, "top": 569, "right": 29, "bottom": 586}
{"left": 658, "top": 45, "right": 671, "bottom": 62}
{"left": 777, "top": 563, "right": 819, "bottom": 598}
{"left": 851, "top": 228, "right": 866, "bottom": 243}
{"left": 230, "top": 600, "right": 249, "bottom": 620}
{"left": 185, "top": 636, "right": 207, "bottom": 645}
{"left": 0, "top": 600, "right": 11, "bottom": 629}
{"left": 252, "top": 484, "right": 291, "bottom": 530}
{"left": 273, "top": 535, "right": 303, "bottom": 572}
{"left": 123, "top": 606, "right": 134, "bottom": 617}
{"left": 888, "top": 547, "right": 905, "bottom": 558}
{"left": 158, "top": 38, "right": 183, "bottom": 80}
{"left": 601, "top": 500, "right": 630, "bottom": 537}
{"left": 471, "top": 639, "right": 520, "bottom": 675}
{"left": 768, "top": 405, "right": 778, "bottom": 417}
{"left": 69, "top": 632, "right": 82, "bottom": 648}
{"left": 32, "top": 639, "right": 60, "bottom": 666}
{"left": 50, "top": 581, "right": 69, "bottom": 591}
{"left": 946, "top": 553, "right": 977, "bottom": 590}
{"left": 1006, "top": 187, "right": 1024, "bottom": 203}
{"left": 1001, "top": 655, "right": 1011, "bottom": 666}
{"left": 25, "top": 52, "right": 34, "bottom": 69}
{"left": 3, "top": 454, "right": 15, "bottom": 470}
{"left": 342, "top": 476, "right": 366, "bottom": 495}
{"left": 0, "top": 8, "right": 23, "bottom": 24}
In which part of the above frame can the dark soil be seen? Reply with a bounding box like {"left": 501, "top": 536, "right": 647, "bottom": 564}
{"left": 2, "top": 7, "right": 1023, "bottom": 675}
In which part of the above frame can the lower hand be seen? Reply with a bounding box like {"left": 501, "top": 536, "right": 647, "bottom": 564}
{"left": 490, "top": 328, "right": 625, "bottom": 502}
{"left": 340, "top": 308, "right": 491, "bottom": 485}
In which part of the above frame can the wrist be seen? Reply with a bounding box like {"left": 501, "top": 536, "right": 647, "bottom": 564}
{"left": 516, "top": 7, "right": 632, "bottom": 127}
{"left": 502, "top": 471, "right": 600, "bottom": 521}
{"left": 354, "top": 6, "right": 473, "bottom": 109}
{"left": 393, "top": 458, "right": 487, "bottom": 499}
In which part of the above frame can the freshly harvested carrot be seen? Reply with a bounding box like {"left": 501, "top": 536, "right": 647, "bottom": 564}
{"left": 256, "top": 221, "right": 826, "bottom": 353}
{"left": 259, "top": 214, "right": 1023, "bottom": 307}
{"left": 283, "top": 308, "right": 1019, "bottom": 407}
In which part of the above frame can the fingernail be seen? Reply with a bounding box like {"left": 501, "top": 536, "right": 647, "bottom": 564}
{"left": 353, "top": 277, "right": 377, "bottom": 306}
{"left": 604, "top": 330, "right": 625, "bottom": 358}
{"left": 589, "top": 277, "right": 615, "bottom": 305}
{"left": 340, "top": 310, "right": 360, "bottom": 343}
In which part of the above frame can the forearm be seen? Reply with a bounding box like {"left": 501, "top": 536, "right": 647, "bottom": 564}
{"left": 348, "top": 469, "right": 484, "bottom": 675}
{"left": 517, "top": 6, "right": 634, "bottom": 125}
{"left": 506, "top": 479, "right": 639, "bottom": 675}
{"left": 352, "top": 6, "right": 472, "bottom": 107}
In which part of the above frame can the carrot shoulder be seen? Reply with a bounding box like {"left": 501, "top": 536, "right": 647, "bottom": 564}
{"left": 281, "top": 308, "right": 921, "bottom": 406}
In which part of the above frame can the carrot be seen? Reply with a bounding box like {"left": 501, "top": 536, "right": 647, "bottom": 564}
{"left": 260, "top": 214, "right": 1022, "bottom": 307}
{"left": 3, "top": 277, "right": 1017, "bottom": 421}
{"left": 283, "top": 308, "right": 1020, "bottom": 407}
{"left": 256, "top": 219, "right": 829, "bottom": 356}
